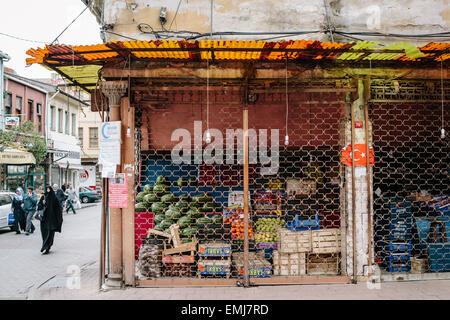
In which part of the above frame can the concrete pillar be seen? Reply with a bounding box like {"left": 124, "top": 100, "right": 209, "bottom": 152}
{"left": 100, "top": 80, "right": 128, "bottom": 288}
{"left": 343, "top": 79, "right": 374, "bottom": 279}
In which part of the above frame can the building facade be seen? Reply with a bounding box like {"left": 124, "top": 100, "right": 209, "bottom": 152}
{"left": 85, "top": 0, "right": 449, "bottom": 45}
{"left": 1, "top": 70, "right": 48, "bottom": 193}
{"left": 24, "top": 1, "right": 448, "bottom": 288}
{"left": 46, "top": 89, "right": 87, "bottom": 189}
{"left": 78, "top": 103, "right": 102, "bottom": 190}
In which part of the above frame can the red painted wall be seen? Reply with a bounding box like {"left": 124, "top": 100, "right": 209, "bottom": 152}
{"left": 141, "top": 91, "right": 346, "bottom": 151}
{"left": 370, "top": 102, "right": 449, "bottom": 146}
{"left": 4, "top": 77, "right": 46, "bottom": 135}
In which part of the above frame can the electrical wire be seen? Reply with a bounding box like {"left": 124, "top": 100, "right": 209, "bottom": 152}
{"left": 51, "top": 1, "right": 91, "bottom": 44}
{"left": 168, "top": 0, "right": 183, "bottom": 31}
{"left": 0, "top": 31, "right": 48, "bottom": 44}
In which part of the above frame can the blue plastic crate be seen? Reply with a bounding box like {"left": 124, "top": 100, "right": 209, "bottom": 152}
{"left": 428, "top": 243, "right": 450, "bottom": 272}
{"left": 286, "top": 214, "right": 320, "bottom": 231}
{"left": 386, "top": 263, "right": 411, "bottom": 273}
{"left": 378, "top": 241, "right": 412, "bottom": 252}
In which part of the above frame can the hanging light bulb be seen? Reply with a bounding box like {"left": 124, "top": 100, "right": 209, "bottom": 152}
{"left": 441, "top": 128, "right": 446, "bottom": 139}
{"left": 205, "top": 131, "right": 212, "bottom": 144}
{"left": 284, "top": 135, "right": 289, "bottom": 146}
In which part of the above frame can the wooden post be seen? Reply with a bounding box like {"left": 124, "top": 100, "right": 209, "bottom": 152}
{"left": 120, "top": 96, "right": 136, "bottom": 286}
{"left": 350, "top": 91, "right": 357, "bottom": 284}
{"left": 101, "top": 80, "right": 128, "bottom": 288}
{"left": 243, "top": 106, "right": 250, "bottom": 287}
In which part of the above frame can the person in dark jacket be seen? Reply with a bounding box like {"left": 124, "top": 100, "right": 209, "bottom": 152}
{"left": 53, "top": 184, "right": 66, "bottom": 214}
{"left": 23, "top": 187, "right": 38, "bottom": 235}
{"left": 11, "top": 188, "right": 25, "bottom": 234}
{"left": 40, "top": 186, "right": 63, "bottom": 254}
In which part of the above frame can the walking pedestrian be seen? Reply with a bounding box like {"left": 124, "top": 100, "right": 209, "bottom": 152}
{"left": 40, "top": 186, "right": 63, "bottom": 255}
{"left": 53, "top": 184, "right": 66, "bottom": 214}
{"left": 65, "top": 183, "right": 78, "bottom": 214}
{"left": 11, "top": 188, "right": 25, "bottom": 234}
{"left": 23, "top": 187, "right": 37, "bottom": 235}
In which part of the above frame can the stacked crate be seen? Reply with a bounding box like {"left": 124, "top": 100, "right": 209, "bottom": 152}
{"left": 377, "top": 200, "right": 412, "bottom": 272}
{"left": 274, "top": 228, "right": 310, "bottom": 276}
{"left": 273, "top": 251, "right": 306, "bottom": 276}
{"left": 197, "top": 242, "right": 232, "bottom": 279}
{"left": 308, "top": 229, "right": 341, "bottom": 275}
{"left": 275, "top": 228, "right": 342, "bottom": 275}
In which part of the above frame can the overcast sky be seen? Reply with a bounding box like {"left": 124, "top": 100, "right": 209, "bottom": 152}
{"left": 0, "top": 0, "right": 101, "bottom": 79}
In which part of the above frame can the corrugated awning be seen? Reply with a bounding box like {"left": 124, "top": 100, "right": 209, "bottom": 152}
{"left": 26, "top": 39, "right": 449, "bottom": 92}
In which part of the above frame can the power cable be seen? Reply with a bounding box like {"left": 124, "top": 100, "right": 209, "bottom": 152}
{"left": 51, "top": 2, "right": 91, "bottom": 45}
{"left": 0, "top": 31, "right": 48, "bottom": 44}
{"left": 168, "top": 0, "right": 183, "bottom": 31}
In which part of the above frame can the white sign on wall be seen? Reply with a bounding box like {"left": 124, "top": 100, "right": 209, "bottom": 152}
{"left": 79, "top": 166, "right": 96, "bottom": 189}
{"left": 99, "top": 121, "right": 121, "bottom": 178}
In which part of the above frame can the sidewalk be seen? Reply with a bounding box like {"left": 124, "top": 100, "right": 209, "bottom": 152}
{"left": 28, "top": 262, "right": 450, "bottom": 300}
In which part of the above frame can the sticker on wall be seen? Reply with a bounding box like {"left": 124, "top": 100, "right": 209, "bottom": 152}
{"left": 341, "top": 144, "right": 374, "bottom": 166}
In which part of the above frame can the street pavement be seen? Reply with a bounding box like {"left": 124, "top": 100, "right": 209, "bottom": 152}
{"left": 0, "top": 202, "right": 101, "bottom": 300}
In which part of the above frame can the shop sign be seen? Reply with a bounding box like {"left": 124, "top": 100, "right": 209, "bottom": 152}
{"left": 354, "top": 121, "right": 364, "bottom": 128}
{"left": 99, "top": 121, "right": 121, "bottom": 165}
{"left": 99, "top": 121, "right": 121, "bottom": 178}
{"left": 341, "top": 144, "right": 375, "bottom": 166}
{"left": 108, "top": 173, "right": 128, "bottom": 208}
{"left": 79, "top": 166, "right": 96, "bottom": 189}
{"left": 5, "top": 117, "right": 20, "bottom": 127}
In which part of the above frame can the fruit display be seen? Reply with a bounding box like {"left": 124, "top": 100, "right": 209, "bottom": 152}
{"left": 143, "top": 184, "right": 154, "bottom": 193}
{"left": 136, "top": 192, "right": 147, "bottom": 203}
{"left": 230, "top": 216, "right": 254, "bottom": 240}
{"left": 153, "top": 184, "right": 170, "bottom": 196}
{"left": 151, "top": 202, "right": 168, "bottom": 214}
{"left": 256, "top": 217, "right": 284, "bottom": 232}
{"left": 144, "top": 193, "right": 160, "bottom": 203}
{"left": 135, "top": 202, "right": 147, "bottom": 212}
{"left": 255, "top": 217, "right": 284, "bottom": 244}
{"left": 161, "top": 193, "right": 179, "bottom": 204}
{"left": 156, "top": 175, "right": 169, "bottom": 185}
{"left": 174, "top": 200, "right": 189, "bottom": 212}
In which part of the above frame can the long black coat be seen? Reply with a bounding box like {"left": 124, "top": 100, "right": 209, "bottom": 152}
{"left": 11, "top": 198, "right": 26, "bottom": 230}
{"left": 43, "top": 188, "right": 63, "bottom": 233}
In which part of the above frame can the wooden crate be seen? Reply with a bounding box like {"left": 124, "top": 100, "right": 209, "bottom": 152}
{"left": 162, "top": 255, "right": 195, "bottom": 264}
{"left": 232, "top": 252, "right": 272, "bottom": 278}
{"left": 311, "top": 229, "right": 341, "bottom": 254}
{"left": 307, "top": 253, "right": 340, "bottom": 275}
{"left": 273, "top": 251, "right": 306, "bottom": 276}
{"left": 278, "top": 228, "right": 312, "bottom": 253}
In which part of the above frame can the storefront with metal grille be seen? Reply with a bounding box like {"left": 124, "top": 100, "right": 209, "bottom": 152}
{"left": 370, "top": 80, "right": 449, "bottom": 278}
{"left": 25, "top": 39, "right": 449, "bottom": 287}
{"left": 133, "top": 82, "right": 351, "bottom": 285}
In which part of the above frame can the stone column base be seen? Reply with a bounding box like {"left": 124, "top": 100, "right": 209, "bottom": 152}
{"left": 102, "top": 273, "right": 123, "bottom": 290}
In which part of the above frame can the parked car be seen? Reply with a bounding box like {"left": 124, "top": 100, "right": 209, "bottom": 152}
{"left": 78, "top": 186, "right": 102, "bottom": 204}
{"left": 0, "top": 192, "right": 15, "bottom": 230}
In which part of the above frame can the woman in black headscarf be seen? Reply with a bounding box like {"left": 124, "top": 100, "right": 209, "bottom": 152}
{"left": 40, "top": 185, "right": 63, "bottom": 254}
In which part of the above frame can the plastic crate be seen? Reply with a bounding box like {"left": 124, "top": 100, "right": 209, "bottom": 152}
{"left": 381, "top": 253, "right": 412, "bottom": 272}
{"left": 428, "top": 243, "right": 450, "bottom": 272}
{"left": 378, "top": 241, "right": 412, "bottom": 253}
{"left": 286, "top": 214, "right": 320, "bottom": 231}
{"left": 386, "top": 263, "right": 411, "bottom": 273}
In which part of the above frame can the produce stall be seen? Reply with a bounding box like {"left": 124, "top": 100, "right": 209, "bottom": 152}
{"left": 134, "top": 87, "right": 348, "bottom": 285}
